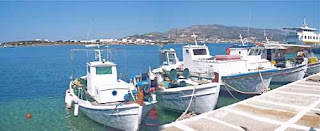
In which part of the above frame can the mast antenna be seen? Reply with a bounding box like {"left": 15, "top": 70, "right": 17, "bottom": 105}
{"left": 191, "top": 32, "right": 198, "bottom": 45}
{"left": 239, "top": 34, "right": 244, "bottom": 46}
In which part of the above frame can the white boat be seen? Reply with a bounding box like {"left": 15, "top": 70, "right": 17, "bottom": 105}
{"left": 283, "top": 18, "right": 320, "bottom": 74}
{"left": 182, "top": 33, "right": 277, "bottom": 94}
{"left": 152, "top": 49, "right": 220, "bottom": 114}
{"left": 64, "top": 46, "right": 156, "bottom": 131}
{"left": 229, "top": 34, "right": 310, "bottom": 83}
{"left": 263, "top": 44, "right": 310, "bottom": 83}
{"left": 306, "top": 54, "right": 320, "bottom": 75}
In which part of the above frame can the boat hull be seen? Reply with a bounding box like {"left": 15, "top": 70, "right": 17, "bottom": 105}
{"left": 156, "top": 84, "right": 220, "bottom": 114}
{"left": 221, "top": 69, "right": 277, "bottom": 94}
{"left": 79, "top": 104, "right": 141, "bottom": 131}
{"left": 271, "top": 64, "right": 307, "bottom": 83}
{"left": 307, "top": 62, "right": 320, "bottom": 75}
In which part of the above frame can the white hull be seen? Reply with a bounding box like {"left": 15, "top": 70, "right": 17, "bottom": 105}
{"left": 221, "top": 69, "right": 276, "bottom": 94}
{"left": 272, "top": 64, "right": 308, "bottom": 83}
{"left": 156, "top": 83, "right": 220, "bottom": 114}
{"left": 307, "top": 62, "right": 320, "bottom": 75}
{"left": 79, "top": 103, "right": 141, "bottom": 131}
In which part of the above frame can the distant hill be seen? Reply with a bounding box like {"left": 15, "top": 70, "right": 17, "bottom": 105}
{"left": 126, "top": 24, "right": 284, "bottom": 43}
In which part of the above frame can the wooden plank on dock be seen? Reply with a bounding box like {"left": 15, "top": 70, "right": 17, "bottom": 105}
{"left": 162, "top": 73, "right": 320, "bottom": 131}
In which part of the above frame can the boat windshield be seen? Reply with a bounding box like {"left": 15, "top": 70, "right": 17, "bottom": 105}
{"left": 168, "top": 53, "right": 177, "bottom": 65}
{"left": 248, "top": 48, "right": 262, "bottom": 56}
{"left": 96, "top": 66, "right": 112, "bottom": 75}
{"left": 193, "top": 49, "right": 207, "bottom": 55}
{"left": 161, "top": 52, "right": 177, "bottom": 65}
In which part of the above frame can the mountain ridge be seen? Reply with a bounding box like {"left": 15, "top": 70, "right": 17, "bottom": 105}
{"left": 125, "top": 24, "right": 284, "bottom": 43}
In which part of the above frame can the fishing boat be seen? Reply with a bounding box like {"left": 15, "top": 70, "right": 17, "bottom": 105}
{"left": 229, "top": 33, "right": 310, "bottom": 83}
{"left": 306, "top": 52, "right": 320, "bottom": 75}
{"left": 183, "top": 33, "right": 277, "bottom": 95}
{"left": 283, "top": 18, "right": 320, "bottom": 74}
{"left": 263, "top": 44, "right": 310, "bottom": 83}
{"left": 152, "top": 49, "right": 220, "bottom": 114}
{"left": 227, "top": 34, "right": 275, "bottom": 70}
{"left": 64, "top": 45, "right": 156, "bottom": 131}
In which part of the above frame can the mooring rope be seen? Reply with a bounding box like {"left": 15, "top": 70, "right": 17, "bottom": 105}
{"left": 222, "top": 82, "right": 240, "bottom": 101}
{"left": 104, "top": 102, "right": 123, "bottom": 129}
{"left": 258, "top": 70, "right": 269, "bottom": 93}
{"left": 222, "top": 81, "right": 262, "bottom": 95}
{"left": 176, "top": 85, "right": 196, "bottom": 121}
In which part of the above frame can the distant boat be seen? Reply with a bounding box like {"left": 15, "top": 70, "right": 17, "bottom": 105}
{"left": 65, "top": 46, "right": 156, "bottom": 131}
{"left": 283, "top": 18, "right": 320, "bottom": 75}
{"left": 152, "top": 49, "right": 220, "bottom": 114}
{"left": 84, "top": 44, "right": 100, "bottom": 48}
{"left": 3, "top": 45, "right": 15, "bottom": 48}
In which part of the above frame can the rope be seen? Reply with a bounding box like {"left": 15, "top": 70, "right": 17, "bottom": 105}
{"left": 104, "top": 102, "right": 123, "bottom": 129}
{"left": 258, "top": 70, "right": 269, "bottom": 93}
{"left": 175, "top": 85, "right": 196, "bottom": 121}
{"left": 222, "top": 82, "right": 240, "bottom": 101}
{"left": 222, "top": 81, "right": 262, "bottom": 95}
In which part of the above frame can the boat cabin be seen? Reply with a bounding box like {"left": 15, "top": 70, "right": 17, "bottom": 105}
{"left": 183, "top": 44, "right": 212, "bottom": 62}
{"left": 160, "top": 49, "right": 179, "bottom": 66}
{"left": 86, "top": 61, "right": 128, "bottom": 103}
{"left": 153, "top": 48, "right": 183, "bottom": 73}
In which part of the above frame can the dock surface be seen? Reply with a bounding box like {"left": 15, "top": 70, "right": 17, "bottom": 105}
{"left": 162, "top": 73, "right": 320, "bottom": 131}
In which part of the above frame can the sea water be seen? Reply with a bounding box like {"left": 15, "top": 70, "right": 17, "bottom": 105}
{"left": 1, "top": 44, "right": 315, "bottom": 131}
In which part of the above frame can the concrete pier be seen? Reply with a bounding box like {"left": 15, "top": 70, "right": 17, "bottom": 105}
{"left": 162, "top": 73, "right": 320, "bottom": 131}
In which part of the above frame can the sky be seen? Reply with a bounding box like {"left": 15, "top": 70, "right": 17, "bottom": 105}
{"left": 0, "top": 0, "right": 319, "bottom": 42}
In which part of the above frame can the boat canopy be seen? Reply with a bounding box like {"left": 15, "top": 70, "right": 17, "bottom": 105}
{"left": 264, "top": 44, "right": 311, "bottom": 54}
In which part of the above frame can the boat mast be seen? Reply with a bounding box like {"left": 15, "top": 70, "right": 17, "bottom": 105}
{"left": 264, "top": 30, "right": 270, "bottom": 44}
{"left": 239, "top": 34, "right": 245, "bottom": 46}
{"left": 191, "top": 32, "right": 198, "bottom": 45}
{"left": 303, "top": 17, "right": 307, "bottom": 28}
{"left": 94, "top": 45, "right": 103, "bottom": 62}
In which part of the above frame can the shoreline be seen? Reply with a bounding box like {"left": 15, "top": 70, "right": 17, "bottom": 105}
{"left": 1, "top": 42, "right": 234, "bottom": 48}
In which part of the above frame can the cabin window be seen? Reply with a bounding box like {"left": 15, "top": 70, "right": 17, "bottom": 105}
{"left": 253, "top": 49, "right": 260, "bottom": 55}
{"left": 248, "top": 49, "right": 254, "bottom": 55}
{"left": 305, "top": 36, "right": 307, "bottom": 39}
{"left": 193, "top": 49, "right": 207, "bottom": 55}
{"left": 257, "top": 49, "right": 262, "bottom": 55}
{"left": 87, "top": 65, "right": 90, "bottom": 73}
{"left": 186, "top": 50, "right": 189, "bottom": 54}
{"left": 96, "top": 67, "right": 112, "bottom": 75}
{"left": 168, "top": 53, "right": 177, "bottom": 64}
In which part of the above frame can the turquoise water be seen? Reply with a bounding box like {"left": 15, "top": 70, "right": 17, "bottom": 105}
{"left": 0, "top": 44, "right": 311, "bottom": 131}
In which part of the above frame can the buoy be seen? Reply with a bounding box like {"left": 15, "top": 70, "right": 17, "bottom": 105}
{"left": 65, "top": 90, "right": 73, "bottom": 109}
{"left": 212, "top": 72, "right": 219, "bottom": 82}
{"left": 26, "top": 113, "right": 31, "bottom": 119}
{"left": 136, "top": 91, "right": 144, "bottom": 106}
{"left": 151, "top": 94, "right": 156, "bottom": 101}
{"left": 74, "top": 103, "right": 79, "bottom": 117}
{"left": 226, "top": 47, "right": 231, "bottom": 55}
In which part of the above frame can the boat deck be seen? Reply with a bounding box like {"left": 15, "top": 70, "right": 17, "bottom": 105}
{"left": 162, "top": 73, "right": 320, "bottom": 131}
